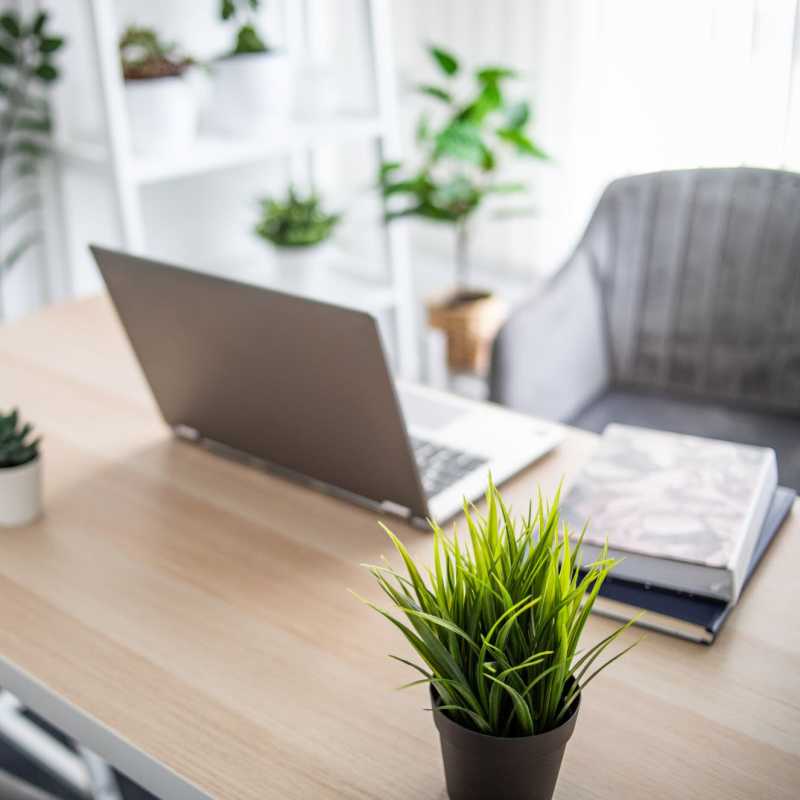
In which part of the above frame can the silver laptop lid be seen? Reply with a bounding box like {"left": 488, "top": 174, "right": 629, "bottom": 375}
{"left": 91, "top": 245, "right": 429, "bottom": 519}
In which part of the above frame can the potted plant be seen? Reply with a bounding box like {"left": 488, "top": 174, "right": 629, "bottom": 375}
{"left": 208, "top": 0, "right": 291, "bottom": 134}
{"left": 0, "top": 10, "right": 64, "bottom": 319}
{"left": 380, "top": 45, "right": 548, "bottom": 374}
{"left": 357, "top": 479, "right": 638, "bottom": 800}
{"left": 254, "top": 187, "right": 340, "bottom": 286}
{"left": 119, "top": 26, "right": 197, "bottom": 154}
{"left": 0, "top": 409, "right": 42, "bottom": 527}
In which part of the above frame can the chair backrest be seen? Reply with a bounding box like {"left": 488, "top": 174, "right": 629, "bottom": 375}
{"left": 578, "top": 167, "right": 800, "bottom": 414}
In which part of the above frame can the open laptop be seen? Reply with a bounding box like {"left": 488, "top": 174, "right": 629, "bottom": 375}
{"left": 91, "top": 246, "right": 562, "bottom": 525}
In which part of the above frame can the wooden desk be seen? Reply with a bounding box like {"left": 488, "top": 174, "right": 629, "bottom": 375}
{"left": 1, "top": 297, "right": 798, "bottom": 799}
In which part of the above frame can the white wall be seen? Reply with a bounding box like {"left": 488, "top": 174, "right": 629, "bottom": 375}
{"left": 3, "top": 0, "right": 800, "bottom": 321}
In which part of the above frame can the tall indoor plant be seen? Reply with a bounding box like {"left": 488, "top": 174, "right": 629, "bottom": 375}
{"left": 357, "top": 480, "right": 638, "bottom": 800}
{"left": 119, "top": 26, "right": 196, "bottom": 154}
{"left": 209, "top": 0, "right": 291, "bottom": 133}
{"left": 0, "top": 9, "right": 64, "bottom": 319}
{"left": 380, "top": 44, "right": 547, "bottom": 373}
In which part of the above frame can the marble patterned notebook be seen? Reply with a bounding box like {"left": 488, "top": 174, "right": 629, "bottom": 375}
{"left": 562, "top": 424, "right": 778, "bottom": 603}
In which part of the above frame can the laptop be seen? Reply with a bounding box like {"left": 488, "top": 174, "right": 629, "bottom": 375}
{"left": 91, "top": 246, "right": 562, "bottom": 525}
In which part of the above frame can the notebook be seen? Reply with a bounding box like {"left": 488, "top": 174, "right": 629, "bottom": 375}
{"left": 562, "top": 424, "right": 778, "bottom": 603}
{"left": 584, "top": 486, "right": 795, "bottom": 643}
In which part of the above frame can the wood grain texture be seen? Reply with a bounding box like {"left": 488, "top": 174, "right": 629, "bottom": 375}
{"left": 0, "top": 296, "right": 798, "bottom": 800}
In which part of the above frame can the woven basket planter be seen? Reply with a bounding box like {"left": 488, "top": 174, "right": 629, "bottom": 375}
{"left": 428, "top": 289, "right": 508, "bottom": 374}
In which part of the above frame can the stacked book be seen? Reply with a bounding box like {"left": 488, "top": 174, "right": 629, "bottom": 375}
{"left": 562, "top": 424, "right": 795, "bottom": 643}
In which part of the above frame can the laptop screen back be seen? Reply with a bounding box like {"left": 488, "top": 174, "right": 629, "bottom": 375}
{"left": 91, "top": 246, "right": 428, "bottom": 518}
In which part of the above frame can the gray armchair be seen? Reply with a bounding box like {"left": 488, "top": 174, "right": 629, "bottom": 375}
{"left": 490, "top": 167, "right": 800, "bottom": 488}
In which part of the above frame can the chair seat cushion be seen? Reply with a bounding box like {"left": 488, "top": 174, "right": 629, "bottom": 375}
{"left": 571, "top": 389, "right": 800, "bottom": 489}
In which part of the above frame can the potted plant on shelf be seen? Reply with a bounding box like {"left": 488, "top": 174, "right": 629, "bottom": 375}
{"left": 0, "top": 10, "right": 64, "bottom": 319}
{"left": 119, "top": 26, "right": 196, "bottom": 154}
{"left": 254, "top": 187, "right": 340, "bottom": 286}
{"left": 0, "top": 409, "right": 42, "bottom": 528}
{"left": 209, "top": 0, "right": 291, "bottom": 134}
{"left": 356, "top": 479, "right": 639, "bottom": 800}
{"left": 380, "top": 45, "right": 548, "bottom": 374}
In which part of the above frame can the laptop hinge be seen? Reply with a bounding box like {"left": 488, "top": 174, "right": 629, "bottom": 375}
{"left": 173, "top": 429, "right": 426, "bottom": 527}
{"left": 173, "top": 424, "right": 201, "bottom": 441}
{"left": 379, "top": 500, "right": 412, "bottom": 518}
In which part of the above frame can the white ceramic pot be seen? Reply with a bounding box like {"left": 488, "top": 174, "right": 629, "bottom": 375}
{"left": 0, "top": 456, "right": 42, "bottom": 528}
{"left": 125, "top": 75, "right": 197, "bottom": 154}
{"left": 208, "top": 51, "right": 292, "bottom": 134}
{"left": 272, "top": 242, "right": 333, "bottom": 290}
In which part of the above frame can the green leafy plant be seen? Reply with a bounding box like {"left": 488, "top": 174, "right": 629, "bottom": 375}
{"left": 119, "top": 26, "right": 192, "bottom": 80}
{"left": 0, "top": 409, "right": 40, "bottom": 468}
{"left": 255, "top": 187, "right": 340, "bottom": 248}
{"left": 380, "top": 45, "right": 548, "bottom": 289}
{"left": 220, "top": 0, "right": 270, "bottom": 56}
{"left": 0, "top": 10, "right": 64, "bottom": 284}
{"left": 357, "top": 479, "right": 639, "bottom": 737}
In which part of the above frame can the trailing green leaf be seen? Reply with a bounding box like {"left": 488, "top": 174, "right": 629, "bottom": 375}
{"left": 33, "top": 63, "right": 57, "bottom": 82}
{"left": 32, "top": 12, "right": 47, "bottom": 36}
{"left": 0, "top": 14, "right": 20, "bottom": 39}
{"left": 497, "top": 127, "right": 549, "bottom": 159}
{"left": 505, "top": 101, "right": 530, "bottom": 130}
{"left": 13, "top": 115, "right": 51, "bottom": 133}
{"left": 1, "top": 231, "right": 41, "bottom": 273}
{"left": 417, "top": 84, "right": 451, "bottom": 103}
{"left": 39, "top": 36, "right": 64, "bottom": 54}
{"left": 429, "top": 45, "right": 459, "bottom": 76}
{"left": 0, "top": 9, "right": 66, "bottom": 281}
{"left": 477, "top": 66, "right": 516, "bottom": 83}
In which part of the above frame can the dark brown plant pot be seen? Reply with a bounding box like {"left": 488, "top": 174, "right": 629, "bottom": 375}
{"left": 431, "top": 688, "right": 580, "bottom": 800}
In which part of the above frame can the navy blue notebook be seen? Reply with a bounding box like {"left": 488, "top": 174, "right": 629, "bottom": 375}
{"left": 585, "top": 486, "right": 796, "bottom": 643}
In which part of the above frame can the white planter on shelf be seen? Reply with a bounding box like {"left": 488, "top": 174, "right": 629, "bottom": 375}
{"left": 0, "top": 457, "right": 42, "bottom": 528}
{"left": 208, "top": 51, "right": 292, "bottom": 134}
{"left": 125, "top": 75, "right": 197, "bottom": 154}
{"left": 272, "top": 242, "right": 334, "bottom": 291}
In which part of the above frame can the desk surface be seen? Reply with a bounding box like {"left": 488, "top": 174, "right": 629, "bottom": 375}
{"left": 1, "top": 296, "right": 798, "bottom": 800}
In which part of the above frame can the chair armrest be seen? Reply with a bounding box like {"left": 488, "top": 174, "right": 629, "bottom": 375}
{"left": 489, "top": 253, "right": 610, "bottom": 422}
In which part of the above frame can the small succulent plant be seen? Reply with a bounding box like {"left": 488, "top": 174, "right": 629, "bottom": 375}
{"left": 119, "top": 26, "right": 192, "bottom": 80}
{"left": 0, "top": 409, "right": 40, "bottom": 468}
{"left": 220, "top": 0, "right": 270, "bottom": 56}
{"left": 255, "top": 187, "right": 340, "bottom": 248}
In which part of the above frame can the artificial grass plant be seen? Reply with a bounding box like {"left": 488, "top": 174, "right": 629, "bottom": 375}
{"left": 357, "top": 479, "right": 639, "bottom": 737}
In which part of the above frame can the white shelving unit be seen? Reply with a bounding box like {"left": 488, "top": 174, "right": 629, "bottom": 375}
{"left": 55, "top": 0, "right": 419, "bottom": 378}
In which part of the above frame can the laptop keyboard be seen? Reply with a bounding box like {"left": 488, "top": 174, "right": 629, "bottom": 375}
{"left": 409, "top": 436, "right": 488, "bottom": 497}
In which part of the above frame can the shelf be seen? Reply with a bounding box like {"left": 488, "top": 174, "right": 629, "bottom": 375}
{"left": 53, "top": 137, "right": 107, "bottom": 168}
{"left": 55, "top": 114, "right": 385, "bottom": 185}
{"left": 56, "top": 0, "right": 418, "bottom": 376}
{"left": 194, "top": 246, "right": 397, "bottom": 314}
